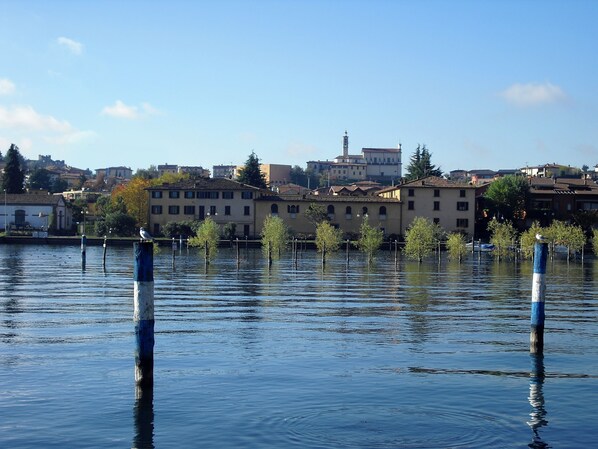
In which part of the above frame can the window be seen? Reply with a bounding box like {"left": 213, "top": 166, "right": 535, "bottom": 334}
{"left": 460, "top": 189, "right": 466, "bottom": 198}
{"left": 151, "top": 205, "right": 162, "bottom": 214}
{"left": 327, "top": 205, "right": 335, "bottom": 219}
{"left": 198, "top": 206, "right": 205, "bottom": 219}
{"left": 457, "top": 202, "right": 469, "bottom": 211}
{"left": 225, "top": 205, "right": 231, "bottom": 216}
{"left": 151, "top": 191, "right": 163, "bottom": 199}
{"left": 222, "top": 191, "right": 234, "bottom": 199}
{"left": 184, "top": 191, "right": 195, "bottom": 199}
{"left": 379, "top": 206, "right": 387, "bottom": 219}
{"left": 244, "top": 206, "right": 250, "bottom": 216}
{"left": 408, "top": 188, "right": 415, "bottom": 197}
{"left": 271, "top": 204, "right": 279, "bottom": 215}
{"left": 168, "top": 205, "right": 180, "bottom": 215}
{"left": 434, "top": 201, "right": 440, "bottom": 211}
{"left": 408, "top": 201, "right": 414, "bottom": 210}
{"left": 345, "top": 206, "right": 352, "bottom": 219}
{"left": 169, "top": 191, "right": 180, "bottom": 199}
{"left": 209, "top": 206, "right": 216, "bottom": 216}
{"left": 362, "top": 207, "right": 368, "bottom": 216}
{"left": 241, "top": 191, "right": 253, "bottom": 199}
{"left": 434, "top": 189, "right": 440, "bottom": 197}
{"left": 184, "top": 205, "right": 195, "bottom": 215}
{"left": 433, "top": 218, "right": 440, "bottom": 224}
{"left": 457, "top": 218, "right": 469, "bottom": 228}
{"left": 197, "top": 191, "right": 218, "bottom": 199}
{"left": 243, "top": 224, "right": 250, "bottom": 236}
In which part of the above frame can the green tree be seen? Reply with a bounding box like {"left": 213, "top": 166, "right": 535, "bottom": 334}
{"left": 304, "top": 203, "right": 329, "bottom": 228}
{"left": 237, "top": 151, "right": 267, "bottom": 188}
{"left": 519, "top": 221, "right": 544, "bottom": 260}
{"left": 261, "top": 215, "right": 289, "bottom": 259}
{"left": 446, "top": 232, "right": 467, "bottom": 261}
{"left": 189, "top": 217, "right": 220, "bottom": 261}
{"left": 404, "top": 217, "right": 441, "bottom": 262}
{"left": 162, "top": 220, "right": 201, "bottom": 239}
{"left": 135, "top": 165, "right": 159, "bottom": 180}
{"left": 51, "top": 177, "right": 68, "bottom": 193}
{"left": 593, "top": 229, "right": 598, "bottom": 256}
{"left": 488, "top": 219, "right": 517, "bottom": 260}
{"left": 28, "top": 168, "right": 52, "bottom": 191}
{"left": 2, "top": 144, "right": 25, "bottom": 193}
{"left": 545, "top": 220, "right": 586, "bottom": 260}
{"left": 405, "top": 144, "right": 442, "bottom": 180}
{"left": 95, "top": 212, "right": 137, "bottom": 237}
{"left": 315, "top": 221, "right": 343, "bottom": 264}
{"left": 484, "top": 175, "right": 530, "bottom": 222}
{"left": 357, "top": 216, "right": 383, "bottom": 265}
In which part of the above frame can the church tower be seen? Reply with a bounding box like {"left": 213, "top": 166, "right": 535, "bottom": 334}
{"left": 343, "top": 130, "right": 349, "bottom": 159}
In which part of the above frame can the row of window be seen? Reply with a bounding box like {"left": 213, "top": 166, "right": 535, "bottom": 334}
{"left": 407, "top": 201, "right": 469, "bottom": 211}
{"left": 151, "top": 190, "right": 253, "bottom": 199}
{"left": 408, "top": 188, "right": 468, "bottom": 198}
{"left": 152, "top": 205, "right": 251, "bottom": 216}
{"left": 432, "top": 218, "right": 470, "bottom": 228}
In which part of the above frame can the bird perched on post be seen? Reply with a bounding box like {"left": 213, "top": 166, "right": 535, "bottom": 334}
{"left": 140, "top": 227, "right": 153, "bottom": 241}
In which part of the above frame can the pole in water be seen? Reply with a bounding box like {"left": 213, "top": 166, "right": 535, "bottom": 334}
{"left": 394, "top": 240, "right": 398, "bottom": 267}
{"left": 81, "top": 234, "right": 87, "bottom": 270}
{"left": 345, "top": 239, "right": 350, "bottom": 266}
{"left": 134, "top": 241, "right": 154, "bottom": 387}
{"left": 236, "top": 237, "right": 240, "bottom": 266}
{"left": 530, "top": 237, "right": 548, "bottom": 354}
{"left": 171, "top": 237, "right": 176, "bottom": 268}
{"left": 102, "top": 235, "right": 107, "bottom": 268}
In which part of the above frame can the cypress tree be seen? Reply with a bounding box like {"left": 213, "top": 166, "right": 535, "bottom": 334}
{"left": 2, "top": 144, "right": 25, "bottom": 194}
{"left": 237, "top": 151, "right": 267, "bottom": 189}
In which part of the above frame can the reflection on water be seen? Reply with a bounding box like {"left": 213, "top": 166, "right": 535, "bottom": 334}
{"left": 1, "top": 245, "right": 597, "bottom": 448}
{"left": 528, "top": 354, "right": 548, "bottom": 449}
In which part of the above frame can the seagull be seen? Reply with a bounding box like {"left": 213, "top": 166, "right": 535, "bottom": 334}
{"left": 536, "top": 233, "right": 545, "bottom": 241}
{"left": 140, "top": 227, "right": 153, "bottom": 241}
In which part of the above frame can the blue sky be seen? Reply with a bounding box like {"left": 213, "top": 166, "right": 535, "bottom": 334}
{"left": 1, "top": 0, "right": 596, "bottom": 174}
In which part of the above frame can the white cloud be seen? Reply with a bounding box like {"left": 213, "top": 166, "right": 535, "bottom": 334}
{"left": 0, "top": 105, "right": 94, "bottom": 147}
{"left": 0, "top": 78, "right": 15, "bottom": 95}
{"left": 501, "top": 82, "right": 567, "bottom": 107}
{"left": 101, "top": 100, "right": 160, "bottom": 119}
{"left": 57, "top": 37, "right": 83, "bottom": 55}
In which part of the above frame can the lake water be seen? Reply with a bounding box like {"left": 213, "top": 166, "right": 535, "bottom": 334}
{"left": 1, "top": 243, "right": 597, "bottom": 448}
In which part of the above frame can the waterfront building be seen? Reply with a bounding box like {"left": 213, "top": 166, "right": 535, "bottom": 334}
{"left": 1, "top": 192, "right": 71, "bottom": 233}
{"left": 378, "top": 176, "right": 476, "bottom": 237}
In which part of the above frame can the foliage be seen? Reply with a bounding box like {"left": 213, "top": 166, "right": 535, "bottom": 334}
{"left": 261, "top": 215, "right": 289, "bottom": 259}
{"left": 95, "top": 212, "right": 137, "bottom": 237}
{"left": 135, "top": 165, "right": 159, "bottom": 179}
{"left": 222, "top": 222, "right": 237, "bottom": 240}
{"left": 404, "top": 217, "right": 442, "bottom": 262}
{"left": 162, "top": 220, "right": 201, "bottom": 239}
{"left": 189, "top": 217, "right": 220, "bottom": 260}
{"left": 237, "top": 151, "right": 267, "bottom": 189}
{"left": 446, "top": 232, "right": 467, "bottom": 261}
{"left": 51, "top": 177, "right": 68, "bottom": 193}
{"left": 405, "top": 144, "right": 442, "bottom": 180}
{"left": 484, "top": 175, "right": 529, "bottom": 222}
{"left": 315, "top": 221, "right": 343, "bottom": 254}
{"left": 571, "top": 210, "right": 598, "bottom": 236}
{"left": 2, "top": 144, "right": 25, "bottom": 193}
{"left": 290, "top": 165, "right": 318, "bottom": 188}
{"left": 28, "top": 168, "right": 52, "bottom": 191}
{"left": 304, "top": 203, "right": 329, "bottom": 227}
{"left": 112, "top": 177, "right": 151, "bottom": 227}
{"left": 545, "top": 220, "right": 586, "bottom": 256}
{"left": 488, "top": 219, "right": 517, "bottom": 260}
{"left": 70, "top": 199, "right": 87, "bottom": 224}
{"left": 519, "top": 221, "right": 544, "bottom": 259}
{"left": 593, "top": 229, "right": 598, "bottom": 256}
{"left": 357, "top": 216, "right": 384, "bottom": 264}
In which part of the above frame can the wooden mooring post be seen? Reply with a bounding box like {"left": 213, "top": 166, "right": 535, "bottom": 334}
{"left": 102, "top": 235, "right": 107, "bottom": 269}
{"left": 81, "top": 234, "right": 87, "bottom": 270}
{"left": 134, "top": 241, "right": 154, "bottom": 387}
{"left": 530, "top": 239, "right": 548, "bottom": 354}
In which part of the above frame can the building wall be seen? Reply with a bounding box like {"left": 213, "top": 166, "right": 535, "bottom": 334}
{"left": 260, "top": 164, "right": 292, "bottom": 187}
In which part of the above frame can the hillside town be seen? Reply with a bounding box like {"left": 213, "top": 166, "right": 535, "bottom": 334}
{"left": 1, "top": 133, "right": 598, "bottom": 242}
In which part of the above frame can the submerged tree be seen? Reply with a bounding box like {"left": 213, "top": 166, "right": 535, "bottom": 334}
{"left": 545, "top": 220, "right": 586, "bottom": 260}
{"left": 446, "top": 232, "right": 467, "bottom": 262}
{"left": 2, "top": 144, "right": 25, "bottom": 193}
{"left": 357, "top": 216, "right": 383, "bottom": 265}
{"left": 261, "top": 215, "right": 289, "bottom": 260}
{"left": 189, "top": 217, "right": 220, "bottom": 261}
{"left": 405, "top": 144, "right": 442, "bottom": 180}
{"left": 593, "top": 229, "right": 598, "bottom": 256}
{"left": 519, "top": 221, "right": 544, "bottom": 260}
{"left": 404, "top": 217, "right": 442, "bottom": 262}
{"left": 237, "top": 151, "right": 267, "bottom": 189}
{"left": 315, "top": 221, "right": 343, "bottom": 265}
{"left": 488, "top": 219, "right": 517, "bottom": 260}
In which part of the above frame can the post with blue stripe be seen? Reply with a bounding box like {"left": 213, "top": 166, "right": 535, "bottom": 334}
{"left": 81, "top": 234, "right": 87, "bottom": 270}
{"left": 530, "top": 236, "right": 548, "bottom": 354}
{"left": 134, "top": 241, "right": 155, "bottom": 387}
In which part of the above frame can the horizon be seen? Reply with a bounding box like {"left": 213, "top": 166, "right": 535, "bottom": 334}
{"left": 1, "top": 1, "right": 597, "bottom": 173}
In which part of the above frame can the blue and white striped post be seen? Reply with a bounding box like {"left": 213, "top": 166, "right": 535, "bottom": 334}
{"left": 81, "top": 234, "right": 87, "bottom": 269}
{"left": 530, "top": 239, "right": 548, "bottom": 354}
{"left": 134, "top": 241, "right": 154, "bottom": 387}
